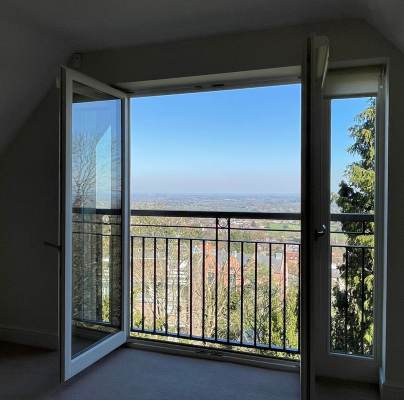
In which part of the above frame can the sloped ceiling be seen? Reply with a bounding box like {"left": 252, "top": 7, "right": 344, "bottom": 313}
{"left": 0, "top": 9, "right": 74, "bottom": 153}
{"left": 1, "top": 0, "right": 403, "bottom": 153}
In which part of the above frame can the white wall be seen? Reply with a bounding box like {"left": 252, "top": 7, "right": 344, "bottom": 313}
{"left": 0, "top": 9, "right": 71, "bottom": 349}
{"left": 0, "top": 17, "right": 403, "bottom": 396}
{"left": 0, "top": 88, "right": 60, "bottom": 349}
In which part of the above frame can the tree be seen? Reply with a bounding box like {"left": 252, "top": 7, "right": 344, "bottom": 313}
{"left": 72, "top": 131, "right": 97, "bottom": 208}
{"left": 331, "top": 98, "right": 376, "bottom": 355}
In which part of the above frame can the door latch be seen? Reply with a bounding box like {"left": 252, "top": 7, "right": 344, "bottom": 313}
{"left": 315, "top": 224, "right": 327, "bottom": 238}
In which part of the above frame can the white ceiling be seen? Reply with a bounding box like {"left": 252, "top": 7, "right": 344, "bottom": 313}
{"left": 2, "top": 0, "right": 404, "bottom": 52}
{"left": 0, "top": 0, "right": 403, "bottom": 154}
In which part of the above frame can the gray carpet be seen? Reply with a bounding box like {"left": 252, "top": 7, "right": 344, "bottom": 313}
{"left": 44, "top": 348, "right": 300, "bottom": 400}
{"left": 0, "top": 341, "right": 379, "bottom": 400}
{"left": 0, "top": 342, "right": 59, "bottom": 399}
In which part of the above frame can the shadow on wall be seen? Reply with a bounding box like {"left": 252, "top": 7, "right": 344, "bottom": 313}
{"left": 0, "top": 88, "right": 60, "bottom": 350}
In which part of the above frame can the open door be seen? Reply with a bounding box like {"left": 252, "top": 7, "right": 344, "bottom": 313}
{"left": 316, "top": 66, "right": 382, "bottom": 382}
{"left": 60, "top": 67, "right": 130, "bottom": 381}
{"left": 300, "top": 35, "right": 329, "bottom": 400}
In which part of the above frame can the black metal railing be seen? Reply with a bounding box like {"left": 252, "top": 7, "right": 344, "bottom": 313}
{"left": 130, "top": 210, "right": 301, "bottom": 356}
{"left": 329, "top": 213, "right": 375, "bottom": 357}
{"left": 70, "top": 208, "right": 374, "bottom": 358}
{"left": 71, "top": 210, "right": 122, "bottom": 331}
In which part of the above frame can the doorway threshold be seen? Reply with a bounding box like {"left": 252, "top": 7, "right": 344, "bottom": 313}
{"left": 126, "top": 338, "right": 299, "bottom": 372}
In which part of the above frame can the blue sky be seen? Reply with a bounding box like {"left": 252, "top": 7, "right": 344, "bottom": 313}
{"left": 131, "top": 85, "right": 301, "bottom": 195}
{"left": 331, "top": 97, "right": 370, "bottom": 192}
{"left": 130, "top": 85, "right": 371, "bottom": 195}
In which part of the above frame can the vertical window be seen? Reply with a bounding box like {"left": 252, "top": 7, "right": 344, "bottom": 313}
{"left": 329, "top": 97, "right": 376, "bottom": 357}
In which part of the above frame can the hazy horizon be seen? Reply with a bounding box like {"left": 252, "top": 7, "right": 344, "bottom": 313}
{"left": 131, "top": 191, "right": 300, "bottom": 196}
{"left": 129, "top": 191, "right": 302, "bottom": 213}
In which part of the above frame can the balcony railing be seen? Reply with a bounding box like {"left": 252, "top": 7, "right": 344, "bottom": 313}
{"left": 130, "top": 210, "right": 301, "bottom": 357}
{"left": 329, "top": 213, "right": 375, "bottom": 357}
{"left": 71, "top": 208, "right": 374, "bottom": 359}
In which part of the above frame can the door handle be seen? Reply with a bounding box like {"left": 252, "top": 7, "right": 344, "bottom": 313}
{"left": 315, "top": 224, "right": 327, "bottom": 238}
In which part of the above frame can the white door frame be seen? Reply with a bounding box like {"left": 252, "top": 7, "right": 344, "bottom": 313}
{"left": 300, "top": 34, "right": 330, "bottom": 400}
{"left": 60, "top": 66, "right": 130, "bottom": 381}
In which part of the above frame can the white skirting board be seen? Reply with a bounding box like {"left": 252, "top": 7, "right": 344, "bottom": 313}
{"left": 0, "top": 325, "right": 58, "bottom": 350}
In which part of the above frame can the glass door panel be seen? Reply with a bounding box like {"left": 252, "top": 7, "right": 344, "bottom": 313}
{"left": 329, "top": 97, "right": 376, "bottom": 358}
{"left": 62, "top": 67, "right": 129, "bottom": 381}
{"left": 71, "top": 82, "right": 122, "bottom": 357}
{"left": 315, "top": 67, "right": 382, "bottom": 382}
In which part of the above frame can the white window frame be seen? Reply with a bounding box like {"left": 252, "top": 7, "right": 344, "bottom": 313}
{"left": 315, "top": 64, "right": 387, "bottom": 382}
{"left": 60, "top": 67, "right": 131, "bottom": 381}
{"left": 125, "top": 67, "right": 303, "bottom": 373}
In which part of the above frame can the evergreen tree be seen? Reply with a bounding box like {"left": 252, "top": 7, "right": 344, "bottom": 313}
{"left": 331, "top": 98, "right": 375, "bottom": 355}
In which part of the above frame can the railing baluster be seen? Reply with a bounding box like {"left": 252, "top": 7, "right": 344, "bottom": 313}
{"left": 240, "top": 241, "right": 244, "bottom": 345}
{"left": 190, "top": 239, "right": 193, "bottom": 338}
{"left": 345, "top": 247, "right": 350, "bottom": 354}
{"left": 227, "top": 218, "right": 231, "bottom": 343}
{"left": 130, "top": 236, "right": 134, "bottom": 330}
{"left": 96, "top": 229, "right": 103, "bottom": 321}
{"left": 268, "top": 243, "right": 272, "bottom": 349}
{"left": 202, "top": 240, "right": 205, "bottom": 340}
{"left": 165, "top": 238, "right": 168, "bottom": 334}
{"left": 177, "top": 239, "right": 181, "bottom": 337}
{"left": 283, "top": 244, "right": 287, "bottom": 351}
{"left": 361, "top": 246, "right": 365, "bottom": 355}
{"left": 297, "top": 244, "right": 300, "bottom": 353}
{"left": 215, "top": 218, "right": 218, "bottom": 341}
{"left": 254, "top": 242, "right": 258, "bottom": 347}
{"left": 141, "top": 237, "right": 145, "bottom": 332}
{"left": 153, "top": 237, "right": 157, "bottom": 333}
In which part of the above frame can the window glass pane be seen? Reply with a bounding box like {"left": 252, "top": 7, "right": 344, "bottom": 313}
{"left": 131, "top": 85, "right": 301, "bottom": 212}
{"left": 71, "top": 82, "right": 122, "bottom": 358}
{"left": 129, "top": 84, "right": 302, "bottom": 360}
{"left": 330, "top": 97, "right": 375, "bottom": 357}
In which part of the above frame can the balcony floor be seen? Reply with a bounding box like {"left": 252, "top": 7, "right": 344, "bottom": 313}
{"left": 0, "top": 341, "right": 379, "bottom": 400}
